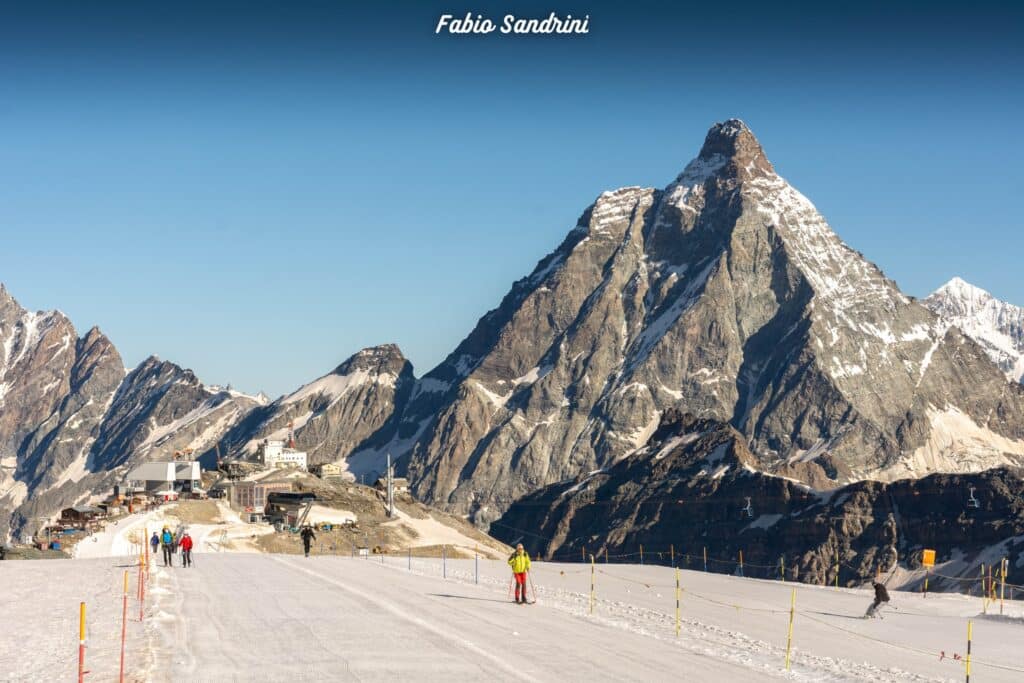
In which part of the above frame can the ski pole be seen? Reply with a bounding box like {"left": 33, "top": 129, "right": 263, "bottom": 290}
{"left": 528, "top": 572, "right": 538, "bottom": 604}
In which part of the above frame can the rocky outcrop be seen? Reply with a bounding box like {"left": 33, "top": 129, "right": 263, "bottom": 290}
{"left": 494, "top": 409, "right": 1024, "bottom": 589}
{"left": 388, "top": 120, "right": 1024, "bottom": 524}
{"left": 925, "top": 277, "right": 1024, "bottom": 383}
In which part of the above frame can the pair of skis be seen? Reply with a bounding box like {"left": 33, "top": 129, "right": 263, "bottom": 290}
{"left": 508, "top": 575, "right": 538, "bottom": 604}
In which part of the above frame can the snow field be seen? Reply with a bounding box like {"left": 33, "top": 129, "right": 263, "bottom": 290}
{"left": 5, "top": 551, "right": 1024, "bottom": 681}
{"left": 0, "top": 558, "right": 152, "bottom": 682}
{"left": 357, "top": 553, "right": 1024, "bottom": 681}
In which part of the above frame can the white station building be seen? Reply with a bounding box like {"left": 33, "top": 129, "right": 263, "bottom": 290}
{"left": 257, "top": 439, "right": 308, "bottom": 470}
{"left": 125, "top": 461, "right": 202, "bottom": 493}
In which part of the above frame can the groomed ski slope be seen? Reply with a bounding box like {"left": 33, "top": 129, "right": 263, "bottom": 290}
{"left": 6, "top": 551, "right": 1024, "bottom": 682}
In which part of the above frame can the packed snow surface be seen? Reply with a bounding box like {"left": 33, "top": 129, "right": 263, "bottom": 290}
{"left": 6, "top": 547, "right": 1024, "bottom": 681}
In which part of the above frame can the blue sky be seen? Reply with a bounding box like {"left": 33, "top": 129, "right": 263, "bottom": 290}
{"left": 2, "top": 1, "right": 1021, "bottom": 397}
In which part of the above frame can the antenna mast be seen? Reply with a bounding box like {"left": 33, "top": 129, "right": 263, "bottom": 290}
{"left": 386, "top": 453, "right": 394, "bottom": 518}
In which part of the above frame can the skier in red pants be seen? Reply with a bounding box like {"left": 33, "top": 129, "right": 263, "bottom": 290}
{"left": 508, "top": 543, "right": 532, "bottom": 604}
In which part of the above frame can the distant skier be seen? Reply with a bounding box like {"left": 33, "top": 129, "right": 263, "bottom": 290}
{"left": 180, "top": 531, "right": 194, "bottom": 568}
{"left": 508, "top": 543, "right": 532, "bottom": 604}
{"left": 149, "top": 532, "right": 160, "bottom": 559}
{"left": 160, "top": 527, "right": 174, "bottom": 567}
{"left": 865, "top": 581, "right": 890, "bottom": 618}
{"left": 300, "top": 526, "right": 316, "bottom": 558}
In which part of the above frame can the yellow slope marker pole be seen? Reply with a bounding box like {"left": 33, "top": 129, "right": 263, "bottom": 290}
{"left": 1000, "top": 558, "right": 1006, "bottom": 615}
{"left": 834, "top": 549, "right": 839, "bottom": 589}
{"left": 785, "top": 587, "right": 796, "bottom": 671}
{"left": 739, "top": 549, "right": 744, "bottom": 577}
{"left": 670, "top": 544, "right": 675, "bottom": 568}
{"left": 703, "top": 546, "right": 707, "bottom": 573}
{"left": 980, "top": 564, "right": 986, "bottom": 613}
{"left": 675, "top": 567, "right": 681, "bottom": 637}
{"left": 966, "top": 619, "right": 973, "bottom": 682}
{"left": 781, "top": 555, "right": 785, "bottom": 583}
{"left": 640, "top": 544, "right": 644, "bottom": 566}
{"left": 589, "top": 554, "right": 595, "bottom": 615}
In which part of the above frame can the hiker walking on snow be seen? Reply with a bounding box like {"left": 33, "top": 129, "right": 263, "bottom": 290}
{"left": 160, "top": 527, "right": 174, "bottom": 567}
{"left": 865, "top": 581, "right": 890, "bottom": 618}
{"left": 508, "top": 543, "right": 532, "bottom": 604}
{"left": 180, "top": 531, "right": 194, "bottom": 568}
{"left": 300, "top": 525, "right": 316, "bottom": 558}
{"left": 150, "top": 532, "right": 160, "bottom": 559}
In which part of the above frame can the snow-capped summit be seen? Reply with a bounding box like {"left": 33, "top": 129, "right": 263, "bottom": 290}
{"left": 925, "top": 277, "right": 1024, "bottom": 382}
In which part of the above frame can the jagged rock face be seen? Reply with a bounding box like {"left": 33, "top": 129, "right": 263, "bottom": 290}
{"left": 0, "top": 286, "right": 258, "bottom": 541}
{"left": 90, "top": 357, "right": 257, "bottom": 469}
{"left": 494, "top": 410, "right": 1024, "bottom": 589}
{"left": 1, "top": 286, "right": 126, "bottom": 538}
{"left": 211, "top": 345, "right": 415, "bottom": 471}
{"left": 393, "top": 119, "right": 1024, "bottom": 523}
{"left": 1, "top": 287, "right": 87, "bottom": 460}
{"left": 925, "top": 277, "right": 1024, "bottom": 383}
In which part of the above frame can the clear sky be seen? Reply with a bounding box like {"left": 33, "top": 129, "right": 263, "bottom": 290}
{"left": 2, "top": 1, "right": 1022, "bottom": 397}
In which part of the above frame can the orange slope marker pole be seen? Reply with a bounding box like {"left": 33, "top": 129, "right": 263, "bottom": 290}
{"left": 78, "top": 602, "right": 86, "bottom": 683}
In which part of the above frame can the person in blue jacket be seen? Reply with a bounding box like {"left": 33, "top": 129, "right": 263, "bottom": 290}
{"left": 160, "top": 527, "right": 174, "bottom": 567}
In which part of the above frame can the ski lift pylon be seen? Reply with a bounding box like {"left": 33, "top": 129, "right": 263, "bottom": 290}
{"left": 742, "top": 496, "right": 754, "bottom": 518}
{"left": 967, "top": 485, "right": 980, "bottom": 509}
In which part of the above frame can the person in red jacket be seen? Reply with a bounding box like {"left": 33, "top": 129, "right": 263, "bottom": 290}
{"left": 180, "top": 531, "right": 194, "bottom": 568}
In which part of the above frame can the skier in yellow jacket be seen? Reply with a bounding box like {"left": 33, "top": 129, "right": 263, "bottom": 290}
{"left": 508, "top": 543, "right": 532, "bottom": 604}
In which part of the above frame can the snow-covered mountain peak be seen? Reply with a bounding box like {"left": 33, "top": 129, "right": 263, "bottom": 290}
{"left": 925, "top": 278, "right": 1024, "bottom": 382}
{"left": 933, "top": 276, "right": 989, "bottom": 301}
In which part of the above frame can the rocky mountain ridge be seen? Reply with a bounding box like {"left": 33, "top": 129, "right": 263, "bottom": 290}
{"left": 494, "top": 408, "right": 1024, "bottom": 588}
{"left": 209, "top": 344, "right": 414, "bottom": 474}
{"left": 0, "top": 285, "right": 260, "bottom": 541}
